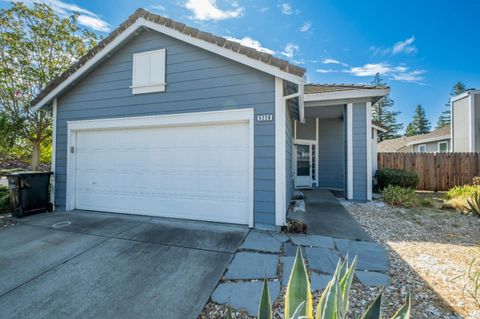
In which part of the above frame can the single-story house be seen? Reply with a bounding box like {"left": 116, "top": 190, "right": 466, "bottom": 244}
{"left": 32, "top": 9, "right": 388, "bottom": 228}
{"left": 451, "top": 90, "right": 480, "bottom": 152}
{"left": 378, "top": 124, "right": 451, "bottom": 153}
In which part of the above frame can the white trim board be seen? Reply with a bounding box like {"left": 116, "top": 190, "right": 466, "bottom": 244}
{"left": 304, "top": 88, "right": 389, "bottom": 102}
{"left": 346, "top": 103, "right": 353, "bottom": 200}
{"left": 50, "top": 98, "right": 57, "bottom": 208}
{"left": 406, "top": 135, "right": 450, "bottom": 146}
{"left": 33, "top": 17, "right": 305, "bottom": 111}
{"left": 65, "top": 108, "right": 255, "bottom": 227}
{"left": 366, "top": 101, "right": 372, "bottom": 201}
{"left": 275, "top": 77, "right": 286, "bottom": 226}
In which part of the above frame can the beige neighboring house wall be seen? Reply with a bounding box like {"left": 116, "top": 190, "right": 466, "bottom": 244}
{"left": 452, "top": 95, "right": 471, "bottom": 152}
{"left": 475, "top": 93, "right": 480, "bottom": 151}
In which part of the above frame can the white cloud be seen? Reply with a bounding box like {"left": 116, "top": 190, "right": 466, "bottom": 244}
{"left": 224, "top": 36, "right": 275, "bottom": 54}
{"left": 281, "top": 43, "right": 299, "bottom": 58}
{"left": 149, "top": 4, "right": 166, "bottom": 12}
{"left": 346, "top": 62, "right": 425, "bottom": 83}
{"left": 278, "top": 3, "right": 293, "bottom": 15}
{"left": 20, "top": 0, "right": 111, "bottom": 32}
{"left": 316, "top": 69, "right": 338, "bottom": 74}
{"left": 322, "top": 58, "right": 349, "bottom": 67}
{"left": 185, "top": 0, "right": 244, "bottom": 20}
{"left": 299, "top": 21, "right": 311, "bottom": 32}
{"left": 259, "top": 7, "right": 269, "bottom": 12}
{"left": 371, "top": 36, "right": 417, "bottom": 56}
{"left": 392, "top": 36, "right": 417, "bottom": 55}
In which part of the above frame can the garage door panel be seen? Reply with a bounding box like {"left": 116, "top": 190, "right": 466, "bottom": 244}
{"left": 73, "top": 121, "right": 250, "bottom": 224}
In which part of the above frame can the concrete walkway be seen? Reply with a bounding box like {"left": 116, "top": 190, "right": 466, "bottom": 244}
{"left": 289, "top": 189, "right": 372, "bottom": 241}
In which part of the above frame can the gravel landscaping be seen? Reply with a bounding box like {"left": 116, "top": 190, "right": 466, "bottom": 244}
{"left": 0, "top": 214, "right": 15, "bottom": 230}
{"left": 346, "top": 200, "right": 480, "bottom": 318}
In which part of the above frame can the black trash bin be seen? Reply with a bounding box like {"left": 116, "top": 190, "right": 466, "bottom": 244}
{"left": 6, "top": 171, "right": 53, "bottom": 218}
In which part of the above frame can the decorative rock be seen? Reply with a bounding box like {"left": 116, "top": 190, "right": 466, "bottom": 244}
{"left": 356, "top": 271, "right": 389, "bottom": 287}
{"left": 283, "top": 242, "right": 305, "bottom": 257}
{"left": 212, "top": 280, "right": 281, "bottom": 316}
{"left": 335, "top": 239, "right": 389, "bottom": 272}
{"left": 305, "top": 247, "right": 341, "bottom": 274}
{"left": 268, "top": 231, "right": 289, "bottom": 243}
{"left": 293, "top": 191, "right": 304, "bottom": 199}
{"left": 224, "top": 252, "right": 278, "bottom": 279}
{"left": 289, "top": 234, "right": 335, "bottom": 249}
{"left": 240, "top": 231, "right": 282, "bottom": 253}
{"left": 310, "top": 273, "right": 331, "bottom": 291}
{"left": 281, "top": 256, "right": 295, "bottom": 286}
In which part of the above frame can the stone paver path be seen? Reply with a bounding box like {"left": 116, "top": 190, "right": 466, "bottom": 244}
{"left": 211, "top": 230, "right": 390, "bottom": 316}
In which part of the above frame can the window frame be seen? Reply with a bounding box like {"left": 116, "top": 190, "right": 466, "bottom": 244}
{"left": 417, "top": 144, "right": 427, "bottom": 153}
{"left": 131, "top": 48, "right": 166, "bottom": 94}
{"left": 437, "top": 141, "right": 448, "bottom": 153}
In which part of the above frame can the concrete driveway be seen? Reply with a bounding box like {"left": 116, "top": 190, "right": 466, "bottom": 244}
{"left": 0, "top": 211, "right": 247, "bottom": 319}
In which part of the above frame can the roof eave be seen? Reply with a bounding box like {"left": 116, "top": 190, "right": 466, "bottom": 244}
{"left": 304, "top": 88, "right": 390, "bottom": 103}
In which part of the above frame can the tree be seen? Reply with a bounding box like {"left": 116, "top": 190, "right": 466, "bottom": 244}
{"left": 436, "top": 81, "right": 467, "bottom": 128}
{"left": 406, "top": 104, "right": 431, "bottom": 136}
{"left": 370, "top": 73, "right": 403, "bottom": 140}
{"left": 0, "top": 3, "right": 98, "bottom": 170}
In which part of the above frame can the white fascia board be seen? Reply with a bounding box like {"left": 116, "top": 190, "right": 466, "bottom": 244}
{"left": 451, "top": 90, "right": 480, "bottom": 103}
{"left": 32, "top": 17, "right": 305, "bottom": 111}
{"left": 274, "top": 77, "right": 286, "bottom": 226}
{"left": 406, "top": 135, "right": 451, "bottom": 146}
{"left": 304, "top": 88, "right": 389, "bottom": 102}
{"left": 371, "top": 124, "right": 387, "bottom": 132}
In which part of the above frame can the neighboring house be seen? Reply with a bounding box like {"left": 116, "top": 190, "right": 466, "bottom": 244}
{"left": 32, "top": 9, "right": 388, "bottom": 229}
{"left": 451, "top": 90, "right": 480, "bottom": 152}
{"left": 378, "top": 124, "right": 451, "bottom": 153}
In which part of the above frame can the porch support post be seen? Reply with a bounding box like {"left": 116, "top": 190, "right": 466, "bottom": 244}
{"left": 366, "top": 101, "right": 372, "bottom": 201}
{"left": 346, "top": 103, "right": 353, "bottom": 200}
{"left": 275, "top": 77, "right": 286, "bottom": 226}
{"left": 51, "top": 98, "right": 57, "bottom": 209}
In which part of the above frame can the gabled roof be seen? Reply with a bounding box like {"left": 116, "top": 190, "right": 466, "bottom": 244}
{"left": 405, "top": 124, "right": 451, "bottom": 146}
{"left": 32, "top": 8, "right": 306, "bottom": 110}
{"left": 378, "top": 124, "right": 451, "bottom": 152}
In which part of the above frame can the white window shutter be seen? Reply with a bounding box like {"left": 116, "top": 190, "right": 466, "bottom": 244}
{"left": 132, "top": 53, "right": 150, "bottom": 87}
{"left": 149, "top": 49, "right": 166, "bottom": 85}
{"left": 131, "top": 49, "right": 166, "bottom": 94}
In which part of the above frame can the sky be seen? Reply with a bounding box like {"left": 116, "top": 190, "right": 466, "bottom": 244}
{"left": 2, "top": 0, "right": 479, "bottom": 131}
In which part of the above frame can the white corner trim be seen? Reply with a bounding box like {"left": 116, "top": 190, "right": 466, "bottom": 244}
{"left": 470, "top": 93, "right": 475, "bottom": 152}
{"left": 275, "top": 77, "right": 286, "bottom": 226}
{"left": 366, "top": 101, "right": 372, "bottom": 201}
{"left": 346, "top": 103, "right": 353, "bottom": 200}
{"left": 50, "top": 98, "right": 57, "bottom": 209}
{"left": 304, "top": 88, "right": 389, "bottom": 102}
{"left": 65, "top": 108, "right": 255, "bottom": 227}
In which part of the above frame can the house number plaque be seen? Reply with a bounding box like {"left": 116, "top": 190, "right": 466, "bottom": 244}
{"left": 256, "top": 114, "right": 273, "bottom": 122}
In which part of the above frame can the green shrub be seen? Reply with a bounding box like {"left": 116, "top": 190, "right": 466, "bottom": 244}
{"left": 376, "top": 168, "right": 419, "bottom": 190}
{"left": 382, "top": 185, "right": 419, "bottom": 208}
{"left": 0, "top": 185, "right": 10, "bottom": 214}
{"left": 445, "top": 185, "right": 480, "bottom": 200}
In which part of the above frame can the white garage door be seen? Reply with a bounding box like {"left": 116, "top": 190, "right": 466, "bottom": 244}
{"left": 73, "top": 120, "right": 251, "bottom": 224}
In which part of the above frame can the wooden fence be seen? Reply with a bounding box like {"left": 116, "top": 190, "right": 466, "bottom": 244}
{"left": 377, "top": 152, "right": 480, "bottom": 191}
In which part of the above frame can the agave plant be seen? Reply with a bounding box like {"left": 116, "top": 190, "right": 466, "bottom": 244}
{"left": 467, "top": 193, "right": 480, "bottom": 217}
{"left": 232, "top": 247, "right": 411, "bottom": 319}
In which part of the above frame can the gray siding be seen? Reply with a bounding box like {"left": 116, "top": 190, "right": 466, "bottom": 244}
{"left": 412, "top": 140, "right": 450, "bottom": 152}
{"left": 452, "top": 95, "right": 470, "bottom": 152}
{"left": 296, "top": 117, "right": 316, "bottom": 140}
{"left": 55, "top": 30, "right": 276, "bottom": 225}
{"left": 317, "top": 118, "right": 344, "bottom": 189}
{"left": 286, "top": 108, "right": 294, "bottom": 207}
{"left": 352, "top": 103, "right": 367, "bottom": 201}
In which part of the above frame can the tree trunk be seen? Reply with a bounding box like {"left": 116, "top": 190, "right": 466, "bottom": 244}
{"left": 31, "top": 140, "right": 40, "bottom": 171}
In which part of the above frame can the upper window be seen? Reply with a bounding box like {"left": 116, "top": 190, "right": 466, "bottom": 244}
{"left": 438, "top": 141, "right": 449, "bottom": 153}
{"left": 417, "top": 144, "right": 427, "bottom": 153}
{"left": 131, "top": 49, "right": 166, "bottom": 94}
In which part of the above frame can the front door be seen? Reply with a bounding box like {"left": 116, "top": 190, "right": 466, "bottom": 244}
{"left": 295, "top": 144, "right": 312, "bottom": 188}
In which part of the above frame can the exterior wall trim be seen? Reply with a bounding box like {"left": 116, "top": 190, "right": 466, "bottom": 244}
{"left": 366, "top": 101, "right": 372, "bottom": 201}
{"left": 275, "top": 77, "right": 286, "bottom": 226}
{"left": 346, "top": 103, "right": 353, "bottom": 200}
{"left": 470, "top": 93, "right": 475, "bottom": 151}
{"left": 65, "top": 108, "right": 255, "bottom": 227}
